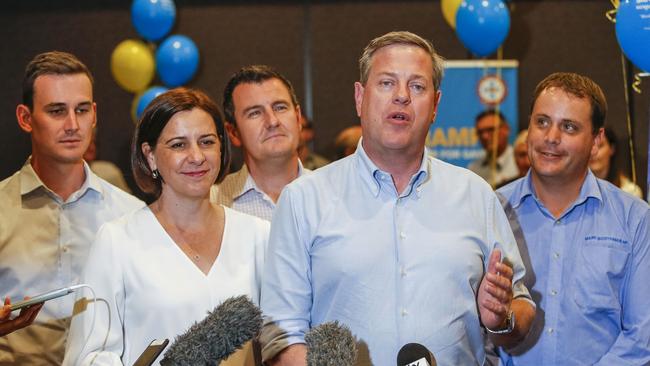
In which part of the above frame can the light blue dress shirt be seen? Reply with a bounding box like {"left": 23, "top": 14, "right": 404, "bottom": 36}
{"left": 497, "top": 171, "right": 650, "bottom": 365}
{"left": 261, "top": 143, "right": 531, "bottom": 366}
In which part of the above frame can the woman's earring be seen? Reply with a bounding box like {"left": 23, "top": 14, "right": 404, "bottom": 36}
{"left": 152, "top": 169, "right": 159, "bottom": 179}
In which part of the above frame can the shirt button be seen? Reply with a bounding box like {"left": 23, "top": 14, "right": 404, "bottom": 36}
{"left": 401, "top": 268, "right": 407, "bottom": 278}
{"left": 553, "top": 252, "right": 560, "bottom": 259}
{"left": 550, "top": 290, "right": 557, "bottom": 296}
{"left": 399, "top": 232, "right": 407, "bottom": 240}
{"left": 62, "top": 246, "right": 69, "bottom": 253}
{"left": 401, "top": 309, "right": 408, "bottom": 317}
{"left": 547, "top": 328, "right": 554, "bottom": 334}
{"left": 555, "top": 219, "right": 561, "bottom": 225}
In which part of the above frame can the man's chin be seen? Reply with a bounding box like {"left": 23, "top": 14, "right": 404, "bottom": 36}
{"left": 54, "top": 153, "right": 86, "bottom": 165}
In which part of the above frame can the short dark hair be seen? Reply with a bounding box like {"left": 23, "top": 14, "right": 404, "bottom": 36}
{"left": 359, "top": 31, "right": 444, "bottom": 90}
{"left": 475, "top": 109, "right": 509, "bottom": 128}
{"left": 222, "top": 65, "right": 298, "bottom": 125}
{"left": 22, "top": 51, "right": 94, "bottom": 109}
{"left": 531, "top": 72, "right": 607, "bottom": 134}
{"left": 132, "top": 88, "right": 231, "bottom": 199}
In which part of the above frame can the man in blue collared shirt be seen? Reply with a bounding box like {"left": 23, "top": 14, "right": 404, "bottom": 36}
{"left": 261, "top": 31, "right": 536, "bottom": 366}
{"left": 497, "top": 72, "right": 650, "bottom": 365}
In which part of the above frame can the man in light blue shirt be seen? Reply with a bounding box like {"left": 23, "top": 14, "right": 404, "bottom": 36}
{"left": 261, "top": 31, "right": 535, "bottom": 366}
{"left": 497, "top": 72, "right": 650, "bottom": 365}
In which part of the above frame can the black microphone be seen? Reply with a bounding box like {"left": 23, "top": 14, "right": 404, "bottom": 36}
{"left": 305, "top": 321, "right": 357, "bottom": 366}
{"left": 160, "top": 295, "right": 263, "bottom": 365}
{"left": 396, "top": 343, "right": 436, "bottom": 366}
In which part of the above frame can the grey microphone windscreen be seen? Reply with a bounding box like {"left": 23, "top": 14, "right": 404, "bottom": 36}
{"left": 305, "top": 321, "right": 357, "bottom": 366}
{"left": 160, "top": 295, "right": 262, "bottom": 365}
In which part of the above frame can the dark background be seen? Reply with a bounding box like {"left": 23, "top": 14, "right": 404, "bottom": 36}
{"left": 1, "top": 0, "right": 648, "bottom": 198}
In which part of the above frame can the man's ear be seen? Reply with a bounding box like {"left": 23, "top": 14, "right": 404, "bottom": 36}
{"left": 225, "top": 122, "right": 242, "bottom": 148}
{"left": 591, "top": 127, "right": 604, "bottom": 158}
{"left": 354, "top": 82, "right": 365, "bottom": 118}
{"left": 16, "top": 104, "right": 33, "bottom": 133}
{"left": 296, "top": 105, "right": 303, "bottom": 131}
{"left": 431, "top": 90, "right": 442, "bottom": 124}
{"left": 92, "top": 102, "right": 98, "bottom": 129}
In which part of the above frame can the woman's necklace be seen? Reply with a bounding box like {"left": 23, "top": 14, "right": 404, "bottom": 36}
{"left": 181, "top": 241, "right": 202, "bottom": 262}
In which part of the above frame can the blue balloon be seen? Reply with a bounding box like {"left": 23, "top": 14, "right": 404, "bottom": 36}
{"left": 156, "top": 34, "right": 200, "bottom": 87}
{"left": 131, "top": 0, "right": 176, "bottom": 42}
{"left": 616, "top": 0, "right": 650, "bottom": 72}
{"left": 456, "top": 0, "right": 511, "bottom": 57}
{"left": 137, "top": 86, "right": 168, "bottom": 119}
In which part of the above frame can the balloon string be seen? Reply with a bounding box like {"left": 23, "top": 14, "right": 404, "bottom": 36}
{"left": 606, "top": 0, "right": 617, "bottom": 23}
{"left": 632, "top": 73, "right": 649, "bottom": 94}
{"left": 621, "top": 53, "right": 637, "bottom": 185}
{"left": 486, "top": 46, "right": 505, "bottom": 188}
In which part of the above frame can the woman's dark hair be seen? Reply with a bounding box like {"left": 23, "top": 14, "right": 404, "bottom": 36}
{"left": 131, "top": 87, "right": 231, "bottom": 199}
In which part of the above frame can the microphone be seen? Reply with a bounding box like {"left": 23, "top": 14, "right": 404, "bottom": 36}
{"left": 160, "top": 295, "right": 263, "bottom": 365}
{"left": 396, "top": 343, "right": 436, "bottom": 366}
{"left": 305, "top": 321, "right": 357, "bottom": 366}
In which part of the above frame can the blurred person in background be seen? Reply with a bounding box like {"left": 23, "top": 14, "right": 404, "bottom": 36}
{"left": 298, "top": 115, "right": 329, "bottom": 170}
{"left": 469, "top": 109, "right": 518, "bottom": 187}
{"left": 589, "top": 127, "right": 642, "bottom": 198}
{"left": 513, "top": 129, "right": 530, "bottom": 178}
{"left": 83, "top": 128, "right": 131, "bottom": 193}
{"left": 334, "top": 125, "right": 362, "bottom": 159}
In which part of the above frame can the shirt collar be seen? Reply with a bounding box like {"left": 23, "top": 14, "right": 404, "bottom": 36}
{"left": 354, "top": 138, "right": 429, "bottom": 198}
{"left": 509, "top": 171, "right": 535, "bottom": 209}
{"left": 235, "top": 160, "right": 306, "bottom": 200}
{"left": 511, "top": 169, "right": 603, "bottom": 211}
{"left": 19, "top": 157, "right": 103, "bottom": 201}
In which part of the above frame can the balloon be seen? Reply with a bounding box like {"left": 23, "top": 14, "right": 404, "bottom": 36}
{"left": 442, "top": 0, "right": 463, "bottom": 29}
{"left": 111, "top": 39, "right": 155, "bottom": 93}
{"left": 131, "top": 90, "right": 143, "bottom": 122}
{"left": 136, "top": 86, "right": 168, "bottom": 119}
{"left": 615, "top": 0, "right": 650, "bottom": 72}
{"left": 455, "top": 0, "right": 511, "bottom": 57}
{"left": 156, "top": 34, "right": 200, "bottom": 87}
{"left": 131, "top": 0, "right": 176, "bottom": 41}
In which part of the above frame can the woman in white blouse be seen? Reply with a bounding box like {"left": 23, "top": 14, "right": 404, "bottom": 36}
{"left": 64, "top": 88, "right": 269, "bottom": 366}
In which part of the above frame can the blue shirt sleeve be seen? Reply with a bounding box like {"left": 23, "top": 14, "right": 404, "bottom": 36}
{"left": 260, "top": 184, "right": 313, "bottom": 351}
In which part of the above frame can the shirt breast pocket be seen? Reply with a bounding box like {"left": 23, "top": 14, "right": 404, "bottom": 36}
{"left": 572, "top": 240, "right": 630, "bottom": 311}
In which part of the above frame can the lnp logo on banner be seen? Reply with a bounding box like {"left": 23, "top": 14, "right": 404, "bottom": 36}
{"left": 478, "top": 75, "right": 508, "bottom": 106}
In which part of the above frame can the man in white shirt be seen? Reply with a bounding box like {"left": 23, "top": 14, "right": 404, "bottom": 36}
{"left": 0, "top": 51, "right": 143, "bottom": 365}
{"left": 211, "top": 65, "right": 306, "bottom": 221}
{"left": 468, "top": 109, "right": 518, "bottom": 187}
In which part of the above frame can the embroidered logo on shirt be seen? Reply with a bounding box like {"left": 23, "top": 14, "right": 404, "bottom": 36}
{"left": 584, "top": 235, "right": 628, "bottom": 245}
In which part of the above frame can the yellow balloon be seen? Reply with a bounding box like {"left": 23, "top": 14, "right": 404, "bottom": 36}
{"left": 441, "top": 0, "right": 463, "bottom": 29}
{"left": 111, "top": 39, "right": 155, "bottom": 93}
